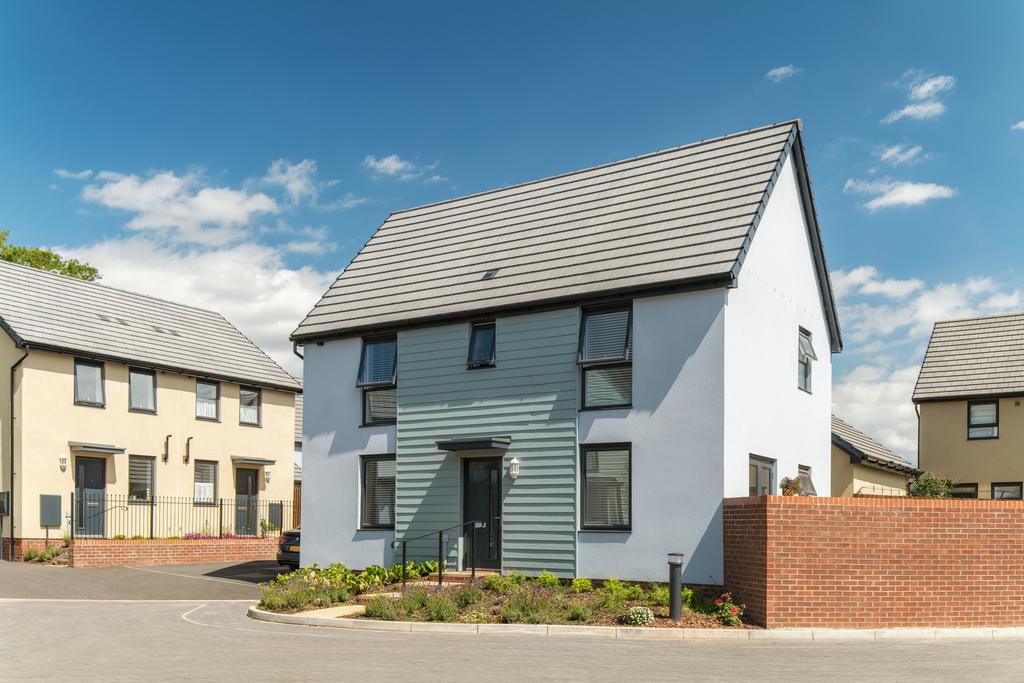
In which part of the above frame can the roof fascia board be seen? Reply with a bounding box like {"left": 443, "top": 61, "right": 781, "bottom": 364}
{"left": 831, "top": 434, "right": 866, "bottom": 464}
{"left": 0, "top": 315, "right": 26, "bottom": 348}
{"left": 914, "top": 391, "right": 1024, "bottom": 404}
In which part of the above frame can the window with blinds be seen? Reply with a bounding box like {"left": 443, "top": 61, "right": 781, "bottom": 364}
{"left": 240, "top": 386, "right": 261, "bottom": 426}
{"left": 357, "top": 338, "right": 397, "bottom": 387}
{"left": 364, "top": 387, "right": 397, "bottom": 425}
{"left": 968, "top": 400, "right": 998, "bottom": 439}
{"left": 129, "top": 368, "right": 156, "bottom": 412}
{"left": 361, "top": 455, "right": 396, "bottom": 528}
{"left": 196, "top": 380, "right": 219, "bottom": 420}
{"left": 194, "top": 460, "right": 217, "bottom": 504}
{"left": 467, "top": 322, "right": 496, "bottom": 368}
{"left": 580, "top": 445, "right": 631, "bottom": 530}
{"left": 74, "top": 359, "right": 105, "bottom": 406}
{"left": 128, "top": 456, "right": 154, "bottom": 502}
{"left": 579, "top": 307, "right": 632, "bottom": 409}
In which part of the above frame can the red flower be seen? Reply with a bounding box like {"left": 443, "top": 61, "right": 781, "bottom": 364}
{"left": 714, "top": 599, "right": 723, "bottom": 605}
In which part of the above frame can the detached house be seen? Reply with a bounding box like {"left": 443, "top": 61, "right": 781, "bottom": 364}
{"left": 0, "top": 261, "right": 301, "bottom": 558}
{"left": 831, "top": 415, "right": 919, "bottom": 497}
{"left": 294, "top": 121, "right": 841, "bottom": 582}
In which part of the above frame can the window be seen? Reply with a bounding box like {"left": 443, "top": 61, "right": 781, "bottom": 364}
{"left": 239, "top": 386, "right": 261, "bottom": 426}
{"left": 196, "top": 380, "right": 219, "bottom": 420}
{"left": 74, "top": 359, "right": 105, "bottom": 406}
{"left": 580, "top": 444, "right": 631, "bottom": 530}
{"left": 467, "top": 322, "right": 496, "bottom": 369}
{"left": 951, "top": 483, "right": 978, "bottom": 499}
{"left": 968, "top": 400, "right": 998, "bottom": 439}
{"left": 358, "top": 338, "right": 397, "bottom": 425}
{"left": 128, "top": 455, "right": 154, "bottom": 503}
{"left": 798, "top": 464, "right": 817, "bottom": 496}
{"left": 992, "top": 482, "right": 1023, "bottom": 500}
{"left": 128, "top": 368, "right": 156, "bottom": 413}
{"left": 798, "top": 328, "right": 816, "bottom": 393}
{"left": 361, "top": 455, "right": 396, "bottom": 528}
{"left": 579, "top": 307, "right": 632, "bottom": 409}
{"left": 194, "top": 460, "right": 217, "bottom": 504}
{"left": 749, "top": 455, "right": 776, "bottom": 496}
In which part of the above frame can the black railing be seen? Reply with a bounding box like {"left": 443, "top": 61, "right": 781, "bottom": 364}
{"left": 392, "top": 520, "right": 484, "bottom": 592}
{"left": 68, "top": 493, "right": 293, "bottom": 540}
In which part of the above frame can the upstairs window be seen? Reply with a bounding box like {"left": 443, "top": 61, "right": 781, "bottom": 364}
{"left": 128, "top": 455, "right": 154, "bottom": 503}
{"left": 74, "top": 359, "right": 105, "bottom": 407}
{"left": 579, "top": 307, "right": 632, "bottom": 409}
{"left": 196, "top": 380, "right": 220, "bottom": 421}
{"left": 798, "top": 328, "right": 816, "bottom": 393}
{"left": 358, "top": 338, "right": 397, "bottom": 425}
{"left": 239, "top": 386, "right": 261, "bottom": 426}
{"left": 968, "top": 400, "right": 998, "bottom": 439}
{"left": 129, "top": 368, "right": 156, "bottom": 413}
{"left": 580, "top": 444, "right": 631, "bottom": 531}
{"left": 749, "top": 455, "right": 776, "bottom": 496}
{"left": 467, "top": 321, "right": 496, "bottom": 369}
{"left": 798, "top": 464, "right": 817, "bottom": 496}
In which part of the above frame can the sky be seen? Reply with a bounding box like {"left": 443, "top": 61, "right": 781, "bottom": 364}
{"left": 2, "top": 1, "right": 1023, "bottom": 460}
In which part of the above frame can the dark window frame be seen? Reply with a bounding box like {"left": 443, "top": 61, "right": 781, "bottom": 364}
{"left": 356, "top": 337, "right": 398, "bottom": 388}
{"left": 128, "top": 367, "right": 157, "bottom": 414}
{"left": 360, "top": 453, "right": 397, "bottom": 530}
{"left": 195, "top": 379, "right": 220, "bottom": 422}
{"left": 127, "top": 454, "right": 155, "bottom": 504}
{"left": 362, "top": 386, "right": 397, "bottom": 427}
{"left": 580, "top": 363, "right": 634, "bottom": 411}
{"left": 239, "top": 385, "right": 262, "bottom": 427}
{"left": 467, "top": 321, "right": 497, "bottom": 369}
{"left": 991, "top": 481, "right": 1023, "bottom": 500}
{"left": 798, "top": 328, "right": 815, "bottom": 394}
{"left": 73, "top": 358, "right": 106, "bottom": 408}
{"left": 579, "top": 443, "right": 632, "bottom": 532}
{"left": 967, "top": 399, "right": 999, "bottom": 440}
{"left": 749, "top": 454, "right": 777, "bottom": 496}
{"left": 579, "top": 305, "right": 633, "bottom": 410}
{"left": 950, "top": 483, "right": 979, "bottom": 499}
{"left": 193, "top": 460, "right": 219, "bottom": 506}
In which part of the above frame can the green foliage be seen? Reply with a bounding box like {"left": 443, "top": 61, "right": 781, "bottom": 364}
{"left": 0, "top": 230, "right": 100, "bottom": 281}
{"left": 909, "top": 472, "right": 955, "bottom": 498}
{"left": 597, "top": 577, "right": 644, "bottom": 611}
{"left": 483, "top": 574, "right": 517, "bottom": 594}
{"left": 425, "top": 593, "right": 458, "bottom": 622}
{"left": 568, "top": 604, "right": 590, "bottom": 622}
{"left": 398, "top": 589, "right": 430, "bottom": 612}
{"left": 647, "top": 585, "right": 670, "bottom": 607}
{"left": 710, "top": 592, "right": 744, "bottom": 626}
{"left": 365, "top": 596, "right": 402, "bottom": 621}
{"left": 62, "top": 534, "right": 71, "bottom": 547}
{"left": 258, "top": 561, "right": 434, "bottom": 613}
{"left": 499, "top": 590, "right": 542, "bottom": 624}
{"left": 23, "top": 548, "right": 39, "bottom": 561}
{"left": 130, "top": 535, "right": 145, "bottom": 540}
{"left": 681, "top": 586, "right": 694, "bottom": 609}
{"left": 455, "top": 585, "right": 484, "bottom": 608}
{"left": 112, "top": 535, "right": 126, "bottom": 540}
{"left": 571, "top": 577, "right": 593, "bottom": 593}
{"left": 624, "top": 605, "right": 655, "bottom": 626}
{"left": 534, "top": 570, "right": 561, "bottom": 588}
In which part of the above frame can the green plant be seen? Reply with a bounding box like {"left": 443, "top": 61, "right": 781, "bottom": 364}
{"left": 598, "top": 577, "right": 644, "bottom": 609}
{"left": 681, "top": 586, "right": 694, "bottom": 608}
{"left": 571, "top": 577, "right": 593, "bottom": 593}
{"left": 456, "top": 585, "right": 484, "bottom": 608}
{"left": 624, "top": 605, "right": 655, "bottom": 626}
{"left": 568, "top": 604, "right": 590, "bottom": 622}
{"left": 62, "top": 534, "right": 71, "bottom": 547}
{"left": 507, "top": 571, "right": 527, "bottom": 584}
{"left": 647, "top": 585, "right": 670, "bottom": 607}
{"left": 711, "top": 592, "right": 744, "bottom": 626}
{"left": 112, "top": 534, "right": 126, "bottom": 540}
{"left": 425, "top": 593, "right": 458, "bottom": 622}
{"left": 398, "top": 589, "right": 430, "bottom": 612}
{"left": 483, "top": 574, "right": 517, "bottom": 594}
{"left": 365, "top": 596, "right": 402, "bottom": 621}
{"left": 130, "top": 535, "right": 145, "bottom": 540}
{"left": 909, "top": 472, "right": 955, "bottom": 498}
{"left": 499, "top": 590, "right": 542, "bottom": 624}
{"left": 780, "top": 475, "right": 802, "bottom": 496}
{"left": 23, "top": 548, "right": 39, "bottom": 561}
{"left": 534, "top": 570, "right": 560, "bottom": 588}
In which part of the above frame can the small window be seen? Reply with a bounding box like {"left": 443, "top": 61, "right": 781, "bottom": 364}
{"left": 798, "top": 464, "right": 817, "bottom": 496}
{"left": 129, "top": 368, "right": 156, "bottom": 413}
{"left": 361, "top": 455, "right": 396, "bottom": 528}
{"left": 363, "top": 387, "right": 397, "bottom": 425}
{"left": 950, "top": 483, "right": 978, "bottom": 499}
{"left": 580, "top": 444, "right": 631, "bottom": 531}
{"left": 194, "top": 460, "right": 218, "bottom": 504}
{"left": 749, "top": 455, "right": 776, "bottom": 496}
{"left": 467, "top": 322, "right": 496, "bottom": 369}
{"left": 798, "top": 329, "right": 816, "bottom": 393}
{"left": 128, "top": 455, "right": 154, "bottom": 503}
{"left": 579, "top": 307, "right": 633, "bottom": 409}
{"left": 992, "top": 482, "right": 1023, "bottom": 500}
{"left": 196, "top": 380, "right": 220, "bottom": 420}
{"left": 239, "top": 386, "right": 261, "bottom": 426}
{"left": 74, "top": 359, "right": 105, "bottom": 407}
{"left": 968, "top": 400, "right": 998, "bottom": 439}
{"left": 357, "top": 338, "right": 397, "bottom": 387}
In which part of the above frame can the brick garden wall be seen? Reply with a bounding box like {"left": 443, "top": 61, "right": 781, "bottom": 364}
{"left": 724, "top": 496, "right": 1024, "bottom": 629}
{"left": 2, "top": 538, "right": 58, "bottom": 560}
{"left": 69, "top": 537, "right": 279, "bottom": 568}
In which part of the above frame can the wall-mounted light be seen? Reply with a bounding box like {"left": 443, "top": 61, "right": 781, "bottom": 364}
{"left": 264, "top": 468, "right": 272, "bottom": 484}
{"left": 58, "top": 455, "right": 68, "bottom": 473}
{"left": 508, "top": 456, "right": 520, "bottom": 480}
{"left": 162, "top": 434, "right": 172, "bottom": 463}
{"left": 183, "top": 436, "right": 193, "bottom": 465}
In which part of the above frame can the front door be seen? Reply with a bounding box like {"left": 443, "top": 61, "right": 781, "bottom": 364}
{"left": 235, "top": 468, "right": 259, "bottom": 536}
{"left": 463, "top": 458, "right": 501, "bottom": 570}
{"left": 75, "top": 457, "right": 105, "bottom": 537}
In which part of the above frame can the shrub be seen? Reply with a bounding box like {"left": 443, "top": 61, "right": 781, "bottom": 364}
{"left": 365, "top": 596, "right": 402, "bottom": 621}
{"left": 568, "top": 604, "right": 590, "bottom": 622}
{"left": 647, "top": 585, "right": 670, "bottom": 607}
{"left": 710, "top": 592, "right": 744, "bottom": 626}
{"left": 499, "top": 590, "right": 541, "bottom": 624}
{"left": 456, "top": 585, "right": 484, "bottom": 608}
{"left": 909, "top": 472, "right": 955, "bottom": 498}
{"left": 624, "top": 605, "right": 655, "bottom": 626}
{"left": 398, "top": 589, "right": 429, "bottom": 612}
{"left": 425, "top": 593, "right": 458, "bottom": 622}
{"left": 571, "top": 577, "right": 593, "bottom": 593}
{"left": 507, "top": 571, "right": 527, "bottom": 584}
{"left": 23, "top": 548, "right": 39, "bottom": 561}
{"left": 534, "top": 570, "right": 560, "bottom": 588}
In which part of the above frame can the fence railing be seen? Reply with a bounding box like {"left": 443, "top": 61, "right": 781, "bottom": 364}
{"left": 69, "top": 493, "right": 293, "bottom": 540}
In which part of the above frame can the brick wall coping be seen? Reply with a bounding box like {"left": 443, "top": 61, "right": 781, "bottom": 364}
{"left": 724, "top": 495, "right": 1024, "bottom": 508}
{"left": 71, "top": 537, "right": 279, "bottom": 545}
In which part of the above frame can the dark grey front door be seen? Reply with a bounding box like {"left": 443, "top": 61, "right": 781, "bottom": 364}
{"left": 235, "top": 468, "right": 258, "bottom": 536}
{"left": 75, "top": 457, "right": 105, "bottom": 537}
{"left": 463, "top": 458, "right": 501, "bottom": 570}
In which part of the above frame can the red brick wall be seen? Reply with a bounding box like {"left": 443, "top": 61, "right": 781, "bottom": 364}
{"left": 2, "top": 538, "right": 60, "bottom": 561}
{"left": 724, "top": 496, "right": 1024, "bottom": 629}
{"left": 69, "top": 537, "right": 279, "bottom": 568}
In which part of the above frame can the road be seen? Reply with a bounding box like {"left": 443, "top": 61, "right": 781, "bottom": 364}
{"left": 1, "top": 561, "right": 1023, "bottom": 681}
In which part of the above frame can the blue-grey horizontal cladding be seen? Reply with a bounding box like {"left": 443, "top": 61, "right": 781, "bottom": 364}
{"left": 395, "top": 308, "right": 579, "bottom": 576}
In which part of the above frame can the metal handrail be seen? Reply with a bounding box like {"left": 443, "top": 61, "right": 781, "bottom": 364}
{"left": 392, "top": 520, "right": 485, "bottom": 591}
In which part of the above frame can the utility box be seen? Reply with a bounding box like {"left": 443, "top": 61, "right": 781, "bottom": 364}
{"left": 40, "top": 494, "right": 62, "bottom": 528}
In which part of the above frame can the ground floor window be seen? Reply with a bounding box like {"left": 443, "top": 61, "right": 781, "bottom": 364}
{"left": 950, "top": 483, "right": 978, "bottom": 499}
{"left": 749, "top": 455, "right": 776, "bottom": 496}
{"left": 361, "top": 454, "right": 396, "bottom": 528}
{"left": 194, "top": 460, "right": 218, "bottom": 504}
{"left": 580, "top": 444, "right": 631, "bottom": 531}
{"left": 128, "top": 455, "right": 154, "bottom": 502}
{"left": 992, "top": 482, "right": 1023, "bottom": 500}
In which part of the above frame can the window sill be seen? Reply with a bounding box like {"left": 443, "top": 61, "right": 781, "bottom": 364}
{"left": 797, "top": 386, "right": 812, "bottom": 395}
{"left": 129, "top": 408, "right": 157, "bottom": 415}
{"left": 579, "top": 404, "right": 632, "bottom": 412}
{"left": 467, "top": 363, "right": 495, "bottom": 371}
{"left": 967, "top": 435, "right": 999, "bottom": 441}
{"left": 195, "top": 416, "right": 220, "bottom": 423}
{"left": 240, "top": 422, "right": 262, "bottom": 428}
{"left": 579, "top": 528, "right": 632, "bottom": 534}
{"left": 357, "top": 526, "right": 395, "bottom": 532}
{"left": 127, "top": 500, "right": 153, "bottom": 506}
{"left": 361, "top": 421, "right": 396, "bottom": 428}
{"left": 193, "top": 502, "right": 219, "bottom": 507}
{"left": 74, "top": 401, "right": 106, "bottom": 409}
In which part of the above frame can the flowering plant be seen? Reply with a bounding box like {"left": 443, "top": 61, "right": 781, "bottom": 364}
{"left": 779, "top": 476, "right": 802, "bottom": 496}
{"left": 711, "top": 592, "right": 744, "bottom": 626}
{"left": 623, "top": 605, "right": 655, "bottom": 626}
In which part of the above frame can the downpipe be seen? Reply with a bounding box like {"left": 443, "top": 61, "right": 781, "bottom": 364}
{"left": 7, "top": 347, "right": 28, "bottom": 561}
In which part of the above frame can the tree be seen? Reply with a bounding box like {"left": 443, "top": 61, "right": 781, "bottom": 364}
{"left": 0, "top": 230, "right": 100, "bottom": 281}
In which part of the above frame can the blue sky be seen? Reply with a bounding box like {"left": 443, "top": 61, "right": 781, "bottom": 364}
{"left": 2, "top": 1, "right": 1022, "bottom": 456}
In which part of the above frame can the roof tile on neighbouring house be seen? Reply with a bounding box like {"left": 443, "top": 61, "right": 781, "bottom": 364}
{"left": 831, "top": 415, "right": 919, "bottom": 475}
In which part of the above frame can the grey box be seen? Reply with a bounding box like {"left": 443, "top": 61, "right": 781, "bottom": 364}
{"left": 40, "top": 494, "right": 62, "bottom": 528}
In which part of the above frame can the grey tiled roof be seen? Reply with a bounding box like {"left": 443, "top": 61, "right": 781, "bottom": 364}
{"left": 293, "top": 121, "right": 840, "bottom": 349}
{"left": 0, "top": 260, "right": 301, "bottom": 392}
{"left": 831, "top": 415, "right": 919, "bottom": 475}
{"left": 914, "top": 312, "right": 1024, "bottom": 402}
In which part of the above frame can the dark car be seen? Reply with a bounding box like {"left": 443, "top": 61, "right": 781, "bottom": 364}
{"left": 277, "top": 527, "right": 300, "bottom": 570}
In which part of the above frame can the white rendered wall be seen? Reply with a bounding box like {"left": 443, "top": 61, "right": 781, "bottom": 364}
{"left": 301, "top": 338, "right": 396, "bottom": 569}
{"left": 723, "top": 154, "right": 833, "bottom": 498}
{"left": 577, "top": 289, "right": 727, "bottom": 584}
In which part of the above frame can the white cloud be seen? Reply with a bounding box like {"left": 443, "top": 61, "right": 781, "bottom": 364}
{"left": 362, "top": 154, "right": 415, "bottom": 177}
{"left": 765, "top": 65, "right": 801, "bottom": 83}
{"left": 282, "top": 226, "right": 337, "bottom": 254}
{"left": 81, "top": 170, "right": 278, "bottom": 245}
{"left": 882, "top": 100, "right": 946, "bottom": 123}
{"left": 263, "top": 159, "right": 319, "bottom": 205}
{"left": 833, "top": 265, "right": 924, "bottom": 300}
{"left": 882, "top": 71, "right": 955, "bottom": 124}
{"left": 843, "top": 178, "right": 955, "bottom": 211}
{"left": 1012, "top": 121, "right": 1024, "bottom": 131}
{"left": 62, "top": 237, "right": 335, "bottom": 376}
{"left": 833, "top": 364, "right": 921, "bottom": 459}
{"left": 908, "top": 74, "right": 956, "bottom": 101}
{"left": 877, "top": 144, "right": 928, "bottom": 166}
{"left": 54, "top": 168, "right": 93, "bottom": 180}
{"left": 320, "top": 192, "right": 369, "bottom": 210}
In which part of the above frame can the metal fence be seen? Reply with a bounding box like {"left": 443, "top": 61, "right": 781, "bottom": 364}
{"left": 69, "top": 493, "right": 294, "bottom": 540}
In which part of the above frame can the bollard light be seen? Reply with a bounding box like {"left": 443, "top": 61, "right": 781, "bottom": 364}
{"left": 667, "top": 552, "right": 686, "bottom": 623}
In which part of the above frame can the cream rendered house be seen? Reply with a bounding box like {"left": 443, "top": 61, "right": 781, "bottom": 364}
{"left": 0, "top": 261, "right": 300, "bottom": 556}
{"left": 831, "top": 415, "right": 919, "bottom": 497}
{"left": 915, "top": 312, "right": 1024, "bottom": 499}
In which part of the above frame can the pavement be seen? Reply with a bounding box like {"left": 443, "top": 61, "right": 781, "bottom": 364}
{"left": 2, "top": 561, "right": 1024, "bottom": 681}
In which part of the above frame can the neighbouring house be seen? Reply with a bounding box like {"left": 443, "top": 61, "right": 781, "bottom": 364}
{"left": 293, "top": 390, "right": 302, "bottom": 527}
{"left": 830, "top": 415, "right": 919, "bottom": 497}
{"left": 915, "top": 312, "right": 1024, "bottom": 499}
{"left": 0, "top": 260, "right": 301, "bottom": 558}
{"left": 293, "top": 120, "right": 841, "bottom": 582}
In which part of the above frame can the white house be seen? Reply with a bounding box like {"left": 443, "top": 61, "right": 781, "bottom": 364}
{"left": 292, "top": 120, "right": 841, "bottom": 582}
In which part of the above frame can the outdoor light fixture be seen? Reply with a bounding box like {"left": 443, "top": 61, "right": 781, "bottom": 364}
{"left": 183, "top": 436, "right": 193, "bottom": 465}
{"left": 58, "top": 455, "right": 68, "bottom": 473}
{"left": 667, "top": 552, "right": 686, "bottom": 623}
{"left": 508, "top": 456, "right": 520, "bottom": 480}
{"left": 162, "top": 434, "right": 171, "bottom": 463}
{"left": 264, "top": 468, "right": 271, "bottom": 484}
